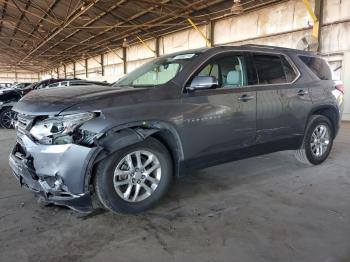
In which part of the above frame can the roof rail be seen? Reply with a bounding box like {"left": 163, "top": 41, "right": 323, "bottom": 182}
{"left": 242, "top": 44, "right": 300, "bottom": 51}
{"left": 242, "top": 44, "right": 320, "bottom": 54}
{"left": 242, "top": 44, "right": 277, "bottom": 49}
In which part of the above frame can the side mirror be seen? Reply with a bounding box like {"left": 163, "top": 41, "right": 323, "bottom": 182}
{"left": 187, "top": 76, "right": 218, "bottom": 91}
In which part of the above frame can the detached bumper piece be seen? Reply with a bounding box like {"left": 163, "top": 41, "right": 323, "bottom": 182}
{"left": 9, "top": 138, "right": 95, "bottom": 213}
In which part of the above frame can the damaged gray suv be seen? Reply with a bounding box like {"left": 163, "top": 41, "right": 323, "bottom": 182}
{"left": 9, "top": 45, "right": 344, "bottom": 214}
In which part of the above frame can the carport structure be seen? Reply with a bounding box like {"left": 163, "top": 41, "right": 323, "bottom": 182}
{"left": 0, "top": 0, "right": 349, "bottom": 114}
{"left": 1, "top": 1, "right": 350, "bottom": 261}
{"left": 0, "top": 0, "right": 281, "bottom": 72}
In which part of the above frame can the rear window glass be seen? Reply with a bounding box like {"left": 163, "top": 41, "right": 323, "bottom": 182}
{"left": 253, "top": 54, "right": 287, "bottom": 84}
{"left": 299, "top": 56, "right": 332, "bottom": 80}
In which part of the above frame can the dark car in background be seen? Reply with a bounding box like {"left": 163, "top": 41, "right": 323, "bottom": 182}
{"left": 0, "top": 79, "right": 111, "bottom": 128}
{"left": 20, "top": 78, "right": 69, "bottom": 95}
{"left": 0, "top": 79, "right": 65, "bottom": 128}
{"left": 9, "top": 45, "right": 344, "bottom": 214}
{"left": 0, "top": 83, "right": 12, "bottom": 89}
{"left": 11, "top": 82, "right": 33, "bottom": 90}
{"left": 46, "top": 79, "right": 111, "bottom": 88}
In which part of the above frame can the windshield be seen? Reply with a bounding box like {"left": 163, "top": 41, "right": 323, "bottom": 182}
{"left": 113, "top": 53, "right": 199, "bottom": 88}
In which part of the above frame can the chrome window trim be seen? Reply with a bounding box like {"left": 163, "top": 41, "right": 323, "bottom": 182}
{"left": 183, "top": 49, "right": 301, "bottom": 94}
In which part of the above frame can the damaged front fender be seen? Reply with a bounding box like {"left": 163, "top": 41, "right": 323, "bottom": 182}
{"left": 93, "top": 128, "right": 159, "bottom": 162}
{"left": 82, "top": 126, "right": 160, "bottom": 192}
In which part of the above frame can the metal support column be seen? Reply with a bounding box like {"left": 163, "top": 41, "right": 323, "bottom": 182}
{"left": 63, "top": 64, "right": 67, "bottom": 79}
{"left": 101, "top": 54, "right": 104, "bottom": 76}
{"left": 187, "top": 18, "right": 212, "bottom": 47}
{"left": 302, "top": 0, "right": 321, "bottom": 39}
{"left": 207, "top": 20, "right": 215, "bottom": 47}
{"left": 155, "top": 37, "right": 160, "bottom": 57}
{"left": 137, "top": 36, "right": 156, "bottom": 56}
{"left": 85, "top": 59, "right": 88, "bottom": 79}
{"left": 123, "top": 46, "right": 127, "bottom": 75}
{"left": 314, "top": 0, "right": 324, "bottom": 51}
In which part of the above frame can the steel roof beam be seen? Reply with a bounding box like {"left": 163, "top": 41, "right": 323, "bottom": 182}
{"left": 36, "top": 0, "right": 127, "bottom": 57}
{"left": 16, "top": 0, "right": 101, "bottom": 65}
{"left": 20, "top": 0, "right": 61, "bottom": 48}
{"left": 0, "top": 0, "right": 8, "bottom": 33}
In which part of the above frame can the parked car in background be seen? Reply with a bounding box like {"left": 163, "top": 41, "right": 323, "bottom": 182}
{"left": 0, "top": 83, "right": 12, "bottom": 89}
{"left": 20, "top": 78, "right": 70, "bottom": 95}
{"left": 0, "top": 78, "right": 76, "bottom": 128}
{"left": 8, "top": 45, "right": 344, "bottom": 214}
{"left": 46, "top": 79, "right": 111, "bottom": 88}
{"left": 11, "top": 82, "right": 33, "bottom": 90}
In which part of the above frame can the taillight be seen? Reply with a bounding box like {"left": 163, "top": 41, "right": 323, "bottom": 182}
{"left": 335, "top": 83, "right": 345, "bottom": 94}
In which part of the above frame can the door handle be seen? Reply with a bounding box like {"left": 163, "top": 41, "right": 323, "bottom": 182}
{"left": 297, "top": 89, "right": 308, "bottom": 96}
{"left": 238, "top": 94, "right": 254, "bottom": 102}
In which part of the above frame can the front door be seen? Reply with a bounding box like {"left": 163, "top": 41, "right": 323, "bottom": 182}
{"left": 180, "top": 52, "right": 258, "bottom": 166}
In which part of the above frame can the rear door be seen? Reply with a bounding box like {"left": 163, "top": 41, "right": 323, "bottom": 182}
{"left": 252, "top": 52, "right": 312, "bottom": 144}
{"left": 180, "top": 52, "right": 258, "bottom": 164}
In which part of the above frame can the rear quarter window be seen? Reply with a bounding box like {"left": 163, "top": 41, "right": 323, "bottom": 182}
{"left": 299, "top": 55, "right": 333, "bottom": 80}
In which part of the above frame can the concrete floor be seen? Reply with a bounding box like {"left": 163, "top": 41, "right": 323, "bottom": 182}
{"left": 0, "top": 123, "right": 349, "bottom": 262}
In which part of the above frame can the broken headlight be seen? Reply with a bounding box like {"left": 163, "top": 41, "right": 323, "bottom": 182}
{"left": 30, "top": 112, "right": 96, "bottom": 144}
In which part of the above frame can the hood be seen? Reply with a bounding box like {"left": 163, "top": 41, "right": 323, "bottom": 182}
{"left": 13, "top": 85, "right": 149, "bottom": 115}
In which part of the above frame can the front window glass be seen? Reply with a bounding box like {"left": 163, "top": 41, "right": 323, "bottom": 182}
{"left": 190, "top": 54, "right": 249, "bottom": 89}
{"left": 114, "top": 53, "right": 199, "bottom": 88}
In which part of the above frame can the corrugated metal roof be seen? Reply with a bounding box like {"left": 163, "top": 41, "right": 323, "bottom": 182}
{"left": 0, "top": 0, "right": 282, "bottom": 72}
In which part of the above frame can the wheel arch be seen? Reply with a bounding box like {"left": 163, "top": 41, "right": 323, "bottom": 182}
{"left": 84, "top": 121, "right": 185, "bottom": 191}
{"left": 308, "top": 105, "right": 340, "bottom": 138}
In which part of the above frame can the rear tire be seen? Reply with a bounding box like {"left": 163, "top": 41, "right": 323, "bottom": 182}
{"left": 94, "top": 137, "right": 173, "bottom": 214}
{"left": 295, "top": 115, "right": 333, "bottom": 165}
{"left": 0, "top": 107, "right": 16, "bottom": 129}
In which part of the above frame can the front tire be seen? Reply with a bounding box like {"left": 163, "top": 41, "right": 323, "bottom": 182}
{"left": 0, "top": 107, "right": 16, "bottom": 129}
{"left": 295, "top": 115, "right": 334, "bottom": 165}
{"left": 94, "top": 137, "right": 173, "bottom": 214}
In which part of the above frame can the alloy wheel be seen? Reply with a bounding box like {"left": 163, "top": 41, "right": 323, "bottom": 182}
{"left": 1, "top": 110, "right": 17, "bottom": 129}
{"left": 310, "top": 124, "right": 330, "bottom": 157}
{"left": 113, "top": 150, "right": 161, "bottom": 202}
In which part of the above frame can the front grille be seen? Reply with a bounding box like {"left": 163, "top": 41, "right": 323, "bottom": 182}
{"left": 16, "top": 114, "right": 34, "bottom": 136}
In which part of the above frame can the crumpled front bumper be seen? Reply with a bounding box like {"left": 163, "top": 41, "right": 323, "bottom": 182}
{"left": 9, "top": 134, "right": 97, "bottom": 213}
